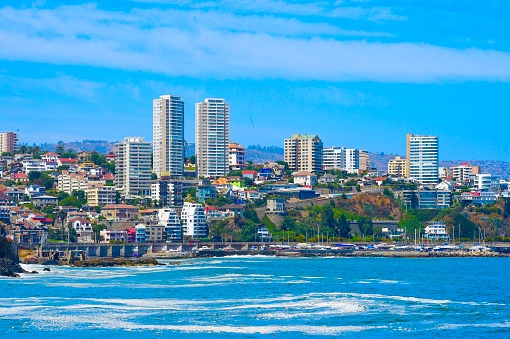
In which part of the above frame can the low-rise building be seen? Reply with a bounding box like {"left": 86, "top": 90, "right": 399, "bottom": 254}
{"left": 425, "top": 222, "right": 448, "bottom": 240}
{"left": 100, "top": 204, "right": 139, "bottom": 221}
{"left": 397, "top": 189, "right": 452, "bottom": 210}
{"left": 135, "top": 224, "right": 146, "bottom": 243}
{"left": 293, "top": 171, "right": 318, "bottom": 187}
{"left": 387, "top": 156, "right": 408, "bottom": 177}
{"left": 100, "top": 229, "right": 127, "bottom": 243}
{"left": 266, "top": 198, "right": 286, "bottom": 214}
{"left": 145, "top": 224, "right": 166, "bottom": 242}
{"left": 32, "top": 195, "right": 59, "bottom": 208}
{"left": 196, "top": 185, "right": 217, "bottom": 203}
{"left": 69, "top": 217, "right": 94, "bottom": 243}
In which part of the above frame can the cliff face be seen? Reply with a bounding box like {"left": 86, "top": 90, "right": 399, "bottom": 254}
{"left": 0, "top": 236, "right": 24, "bottom": 277}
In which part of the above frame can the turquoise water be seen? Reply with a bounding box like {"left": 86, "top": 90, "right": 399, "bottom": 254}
{"left": 1, "top": 257, "right": 509, "bottom": 338}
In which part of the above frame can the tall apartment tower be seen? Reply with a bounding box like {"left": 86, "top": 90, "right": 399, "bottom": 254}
{"left": 195, "top": 98, "right": 230, "bottom": 178}
{"left": 153, "top": 95, "right": 185, "bottom": 178}
{"left": 284, "top": 134, "right": 323, "bottom": 173}
{"left": 406, "top": 134, "right": 439, "bottom": 185}
{"left": 115, "top": 137, "right": 152, "bottom": 196}
{"left": 0, "top": 132, "right": 19, "bottom": 153}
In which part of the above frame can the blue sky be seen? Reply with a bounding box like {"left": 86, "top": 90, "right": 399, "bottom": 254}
{"left": 1, "top": 0, "right": 509, "bottom": 161}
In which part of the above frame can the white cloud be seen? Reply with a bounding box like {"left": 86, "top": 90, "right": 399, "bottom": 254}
{"left": 0, "top": 5, "right": 509, "bottom": 83}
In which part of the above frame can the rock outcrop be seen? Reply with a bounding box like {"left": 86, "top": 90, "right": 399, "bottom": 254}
{"left": 0, "top": 236, "right": 26, "bottom": 277}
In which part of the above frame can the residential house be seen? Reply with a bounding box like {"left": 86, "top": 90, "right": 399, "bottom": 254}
{"left": 32, "top": 195, "right": 58, "bottom": 208}
{"left": 69, "top": 217, "right": 94, "bottom": 243}
{"left": 319, "top": 173, "right": 338, "bottom": 184}
{"left": 293, "top": 171, "right": 318, "bottom": 187}
{"left": 266, "top": 198, "right": 286, "bottom": 214}
{"left": 218, "top": 204, "right": 244, "bottom": 218}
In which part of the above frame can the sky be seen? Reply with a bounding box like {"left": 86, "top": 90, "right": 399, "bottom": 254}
{"left": 1, "top": 0, "right": 509, "bottom": 161}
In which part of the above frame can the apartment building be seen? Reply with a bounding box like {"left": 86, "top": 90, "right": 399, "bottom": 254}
{"left": 195, "top": 98, "right": 230, "bottom": 178}
{"left": 87, "top": 183, "right": 116, "bottom": 207}
{"left": 228, "top": 142, "right": 246, "bottom": 170}
{"left": 57, "top": 170, "right": 89, "bottom": 194}
{"left": 115, "top": 137, "right": 152, "bottom": 196}
{"left": 157, "top": 208, "right": 182, "bottom": 242}
{"left": 387, "top": 156, "right": 408, "bottom": 177}
{"left": 406, "top": 134, "right": 439, "bottom": 185}
{"left": 284, "top": 134, "right": 323, "bottom": 174}
{"left": 0, "top": 132, "right": 18, "bottom": 153}
{"left": 181, "top": 202, "right": 207, "bottom": 239}
{"left": 153, "top": 95, "right": 185, "bottom": 179}
{"left": 451, "top": 163, "right": 480, "bottom": 182}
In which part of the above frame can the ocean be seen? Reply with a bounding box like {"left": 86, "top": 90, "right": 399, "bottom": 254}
{"left": 1, "top": 256, "right": 509, "bottom": 338}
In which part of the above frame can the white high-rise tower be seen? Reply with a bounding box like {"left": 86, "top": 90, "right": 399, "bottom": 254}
{"left": 153, "top": 95, "right": 184, "bottom": 178}
{"left": 195, "top": 98, "right": 230, "bottom": 178}
{"left": 406, "top": 134, "right": 439, "bottom": 185}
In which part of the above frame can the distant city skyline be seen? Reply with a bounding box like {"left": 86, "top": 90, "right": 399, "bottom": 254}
{"left": 1, "top": 1, "right": 509, "bottom": 161}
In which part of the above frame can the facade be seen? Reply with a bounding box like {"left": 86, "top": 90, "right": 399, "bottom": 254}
{"left": 196, "top": 185, "right": 217, "bottom": 203}
{"left": 425, "top": 222, "right": 448, "bottom": 240}
{"left": 406, "top": 134, "right": 439, "bottom": 185}
{"left": 451, "top": 163, "right": 480, "bottom": 182}
{"left": 157, "top": 208, "right": 182, "bottom": 242}
{"left": 0, "top": 132, "right": 18, "bottom": 153}
{"left": 293, "top": 171, "right": 318, "bottom": 186}
{"left": 228, "top": 142, "right": 246, "bottom": 170}
{"left": 57, "top": 171, "right": 89, "bottom": 194}
{"left": 33, "top": 195, "right": 58, "bottom": 208}
{"left": 153, "top": 95, "right": 185, "bottom": 179}
{"left": 322, "top": 146, "right": 344, "bottom": 170}
{"left": 115, "top": 137, "right": 152, "bottom": 196}
{"left": 135, "top": 224, "right": 146, "bottom": 242}
{"left": 87, "top": 183, "right": 116, "bottom": 207}
{"left": 345, "top": 149, "right": 360, "bottom": 173}
{"left": 69, "top": 218, "right": 93, "bottom": 243}
{"left": 195, "top": 98, "right": 230, "bottom": 178}
{"left": 100, "top": 229, "right": 127, "bottom": 243}
{"left": 181, "top": 202, "right": 207, "bottom": 239}
{"left": 100, "top": 204, "right": 139, "bottom": 220}
{"left": 399, "top": 189, "right": 451, "bottom": 210}
{"left": 151, "top": 179, "right": 204, "bottom": 207}
{"left": 469, "top": 173, "right": 499, "bottom": 191}
{"left": 284, "top": 134, "right": 323, "bottom": 174}
{"left": 358, "top": 150, "right": 370, "bottom": 172}
{"left": 266, "top": 198, "right": 286, "bottom": 214}
{"left": 387, "top": 156, "right": 408, "bottom": 177}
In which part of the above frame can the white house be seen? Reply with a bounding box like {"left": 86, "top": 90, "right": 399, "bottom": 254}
{"left": 69, "top": 217, "right": 94, "bottom": 243}
{"left": 293, "top": 171, "right": 318, "bottom": 187}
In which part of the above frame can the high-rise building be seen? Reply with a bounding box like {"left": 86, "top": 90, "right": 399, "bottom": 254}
{"left": 387, "top": 156, "right": 408, "bottom": 177}
{"left": 0, "top": 132, "right": 18, "bottom": 153}
{"left": 345, "top": 149, "right": 360, "bottom": 173}
{"left": 228, "top": 142, "right": 246, "bottom": 171}
{"left": 153, "top": 95, "right": 185, "bottom": 178}
{"left": 406, "top": 134, "right": 439, "bottom": 185}
{"left": 284, "top": 134, "right": 323, "bottom": 174}
{"left": 115, "top": 137, "right": 152, "bottom": 197}
{"left": 195, "top": 98, "right": 230, "bottom": 178}
{"left": 358, "top": 150, "right": 370, "bottom": 172}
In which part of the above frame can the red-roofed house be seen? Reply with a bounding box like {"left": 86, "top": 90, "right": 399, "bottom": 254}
{"left": 242, "top": 170, "right": 257, "bottom": 180}
{"left": 58, "top": 158, "right": 78, "bottom": 167}
{"left": 10, "top": 173, "right": 29, "bottom": 182}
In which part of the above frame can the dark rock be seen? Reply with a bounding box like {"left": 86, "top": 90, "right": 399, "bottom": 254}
{"left": 43, "top": 267, "right": 51, "bottom": 272}
{"left": 30, "top": 271, "right": 39, "bottom": 274}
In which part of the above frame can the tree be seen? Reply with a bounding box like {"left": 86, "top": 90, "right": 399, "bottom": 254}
{"left": 338, "top": 214, "right": 351, "bottom": 238}
{"left": 189, "top": 155, "right": 196, "bottom": 165}
{"left": 92, "top": 223, "right": 107, "bottom": 242}
{"left": 55, "top": 141, "right": 65, "bottom": 155}
{"left": 358, "top": 216, "right": 373, "bottom": 236}
{"left": 151, "top": 173, "right": 158, "bottom": 180}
